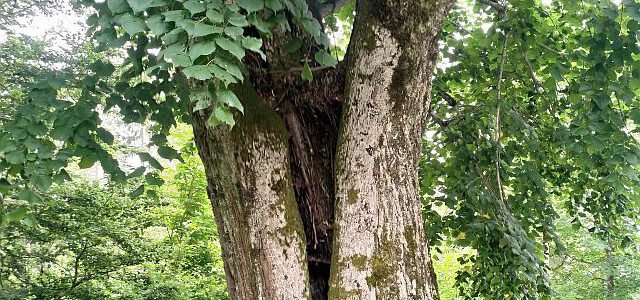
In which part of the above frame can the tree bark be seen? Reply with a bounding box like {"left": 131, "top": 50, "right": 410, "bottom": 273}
{"left": 329, "top": 1, "right": 454, "bottom": 299}
{"left": 193, "top": 83, "right": 311, "bottom": 300}
{"left": 191, "top": 1, "right": 454, "bottom": 299}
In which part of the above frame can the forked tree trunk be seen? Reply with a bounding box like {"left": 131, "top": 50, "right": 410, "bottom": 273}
{"left": 191, "top": 1, "right": 454, "bottom": 299}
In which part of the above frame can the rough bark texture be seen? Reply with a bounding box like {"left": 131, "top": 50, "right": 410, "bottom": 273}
{"left": 192, "top": 83, "right": 311, "bottom": 300}
{"left": 191, "top": 0, "right": 454, "bottom": 299}
{"left": 328, "top": 0, "right": 454, "bottom": 299}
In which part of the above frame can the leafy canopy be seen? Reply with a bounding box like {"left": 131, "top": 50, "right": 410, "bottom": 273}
{"left": 0, "top": 0, "right": 337, "bottom": 211}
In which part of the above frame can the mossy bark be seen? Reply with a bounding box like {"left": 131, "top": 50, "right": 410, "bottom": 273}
{"left": 192, "top": 83, "right": 311, "bottom": 300}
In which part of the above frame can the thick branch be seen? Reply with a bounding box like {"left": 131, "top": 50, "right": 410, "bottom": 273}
{"left": 477, "top": 0, "right": 506, "bottom": 14}
{"left": 319, "top": 0, "right": 350, "bottom": 18}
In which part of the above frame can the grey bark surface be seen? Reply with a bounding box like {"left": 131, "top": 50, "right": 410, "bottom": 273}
{"left": 329, "top": 1, "right": 454, "bottom": 299}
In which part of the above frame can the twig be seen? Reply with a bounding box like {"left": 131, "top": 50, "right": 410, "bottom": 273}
{"left": 537, "top": 42, "right": 566, "bottom": 56}
{"left": 429, "top": 111, "right": 458, "bottom": 127}
{"left": 520, "top": 44, "right": 543, "bottom": 93}
{"left": 268, "top": 65, "right": 331, "bottom": 75}
{"left": 495, "top": 31, "right": 509, "bottom": 206}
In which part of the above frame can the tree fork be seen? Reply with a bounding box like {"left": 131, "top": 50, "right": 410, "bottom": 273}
{"left": 191, "top": 0, "right": 455, "bottom": 299}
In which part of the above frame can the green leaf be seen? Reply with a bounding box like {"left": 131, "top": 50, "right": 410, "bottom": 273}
{"left": 242, "top": 36, "right": 263, "bottom": 52}
{"left": 162, "top": 10, "right": 185, "bottom": 22}
{"left": 18, "top": 188, "right": 41, "bottom": 203}
{"left": 0, "top": 135, "right": 17, "bottom": 153}
{"left": 107, "top": 0, "right": 129, "bottom": 13}
{"left": 206, "top": 9, "right": 224, "bottom": 23}
{"left": 242, "top": 37, "right": 267, "bottom": 60}
{"left": 31, "top": 175, "right": 53, "bottom": 192}
{"left": 216, "top": 88, "right": 244, "bottom": 113}
{"left": 214, "top": 57, "right": 243, "bottom": 80}
{"left": 627, "top": 3, "right": 640, "bottom": 22}
{"left": 4, "top": 207, "right": 28, "bottom": 223}
{"left": 160, "top": 43, "right": 185, "bottom": 58}
{"left": 139, "top": 152, "right": 164, "bottom": 170}
{"left": 265, "top": 0, "right": 282, "bottom": 11}
{"left": 193, "top": 98, "right": 212, "bottom": 112}
{"left": 209, "top": 65, "right": 238, "bottom": 87}
{"left": 127, "top": 0, "right": 167, "bottom": 13}
{"left": 207, "top": 105, "right": 235, "bottom": 128}
{"left": 166, "top": 53, "right": 192, "bottom": 67}
{"left": 629, "top": 108, "right": 640, "bottom": 123}
{"left": 224, "top": 26, "right": 244, "bottom": 39}
{"left": 158, "top": 146, "right": 180, "bottom": 160}
{"left": 183, "top": 65, "right": 213, "bottom": 80}
{"left": 314, "top": 49, "right": 338, "bottom": 67}
{"left": 189, "top": 41, "right": 216, "bottom": 61}
{"left": 247, "top": 14, "right": 270, "bottom": 34}
{"left": 183, "top": 0, "right": 206, "bottom": 15}
{"left": 89, "top": 60, "right": 116, "bottom": 76}
{"left": 51, "top": 126, "right": 73, "bottom": 141}
{"left": 301, "top": 18, "right": 321, "bottom": 37}
{"left": 78, "top": 154, "right": 97, "bottom": 169}
{"left": 192, "top": 23, "right": 222, "bottom": 37}
{"left": 128, "top": 166, "right": 146, "bottom": 178}
{"left": 236, "top": 0, "right": 263, "bottom": 13}
{"left": 117, "top": 13, "right": 147, "bottom": 35}
{"left": 215, "top": 38, "right": 245, "bottom": 60}
{"left": 146, "top": 15, "right": 169, "bottom": 35}
{"left": 96, "top": 128, "right": 115, "bottom": 145}
{"left": 227, "top": 12, "right": 249, "bottom": 27}
{"left": 5, "top": 150, "right": 25, "bottom": 165}
{"left": 28, "top": 123, "right": 48, "bottom": 136}
{"left": 161, "top": 28, "right": 185, "bottom": 44}
{"left": 301, "top": 62, "right": 313, "bottom": 82}
{"left": 146, "top": 189, "right": 159, "bottom": 200}
{"left": 53, "top": 169, "right": 72, "bottom": 184}
{"left": 130, "top": 185, "right": 145, "bottom": 197}
{"left": 145, "top": 173, "right": 165, "bottom": 185}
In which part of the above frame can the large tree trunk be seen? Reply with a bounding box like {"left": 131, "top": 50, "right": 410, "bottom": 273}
{"left": 191, "top": 1, "right": 454, "bottom": 299}
{"left": 328, "top": 1, "right": 454, "bottom": 299}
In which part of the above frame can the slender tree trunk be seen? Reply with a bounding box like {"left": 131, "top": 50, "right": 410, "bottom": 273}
{"left": 191, "top": 1, "right": 454, "bottom": 299}
{"left": 605, "top": 237, "right": 615, "bottom": 295}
